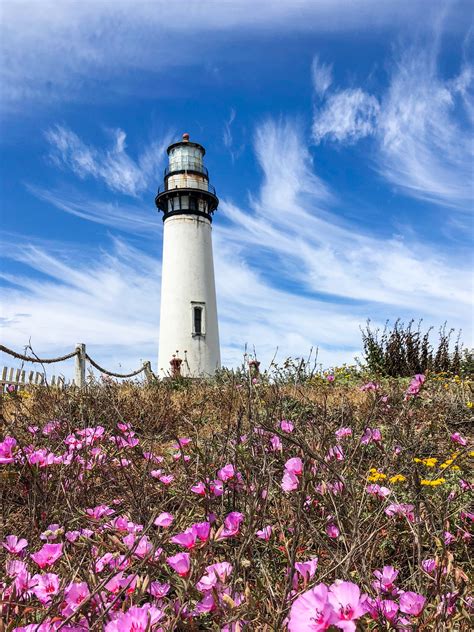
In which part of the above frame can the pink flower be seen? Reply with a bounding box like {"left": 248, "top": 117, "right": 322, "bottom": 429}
{"left": 32, "top": 572, "right": 60, "bottom": 603}
{"left": 123, "top": 534, "right": 153, "bottom": 559}
{"left": 0, "top": 436, "right": 17, "bottom": 464}
{"left": 154, "top": 512, "right": 174, "bottom": 527}
{"left": 335, "top": 427, "right": 352, "bottom": 440}
{"left": 360, "top": 381, "right": 379, "bottom": 392}
{"left": 191, "top": 481, "right": 206, "bottom": 496}
{"left": 171, "top": 528, "right": 197, "bottom": 549}
{"left": 167, "top": 552, "right": 191, "bottom": 576}
{"left": 256, "top": 525, "right": 272, "bottom": 541}
{"left": 218, "top": 463, "right": 235, "bottom": 481}
{"left": 148, "top": 581, "right": 170, "bottom": 599}
{"left": 399, "top": 591, "right": 426, "bottom": 616}
{"left": 2, "top": 534, "right": 28, "bottom": 554}
{"left": 31, "top": 543, "right": 63, "bottom": 568}
{"left": 173, "top": 437, "right": 191, "bottom": 450}
{"left": 280, "top": 419, "right": 294, "bottom": 433}
{"left": 326, "top": 523, "right": 340, "bottom": 539}
{"left": 158, "top": 474, "right": 174, "bottom": 485}
{"left": 361, "top": 428, "right": 382, "bottom": 445}
{"left": 105, "top": 604, "right": 163, "bottom": 632}
{"left": 281, "top": 470, "right": 299, "bottom": 492}
{"left": 326, "top": 445, "right": 344, "bottom": 462}
{"left": 86, "top": 504, "right": 114, "bottom": 520}
{"left": 206, "top": 561, "right": 233, "bottom": 583}
{"left": 366, "top": 597, "right": 399, "bottom": 622}
{"left": 288, "top": 583, "right": 334, "bottom": 631}
{"left": 63, "top": 581, "right": 90, "bottom": 615}
{"left": 384, "top": 503, "right": 415, "bottom": 522}
{"left": 327, "top": 374, "right": 335, "bottom": 382}
{"left": 422, "top": 558, "right": 437, "bottom": 574}
{"left": 372, "top": 566, "right": 399, "bottom": 593}
{"left": 444, "top": 531, "right": 455, "bottom": 545}
{"left": 192, "top": 521, "right": 211, "bottom": 542}
{"left": 328, "top": 580, "right": 367, "bottom": 630}
{"left": 217, "top": 511, "right": 244, "bottom": 539}
{"left": 450, "top": 432, "right": 467, "bottom": 446}
{"left": 285, "top": 457, "right": 303, "bottom": 475}
{"left": 294, "top": 557, "right": 319, "bottom": 584}
{"left": 405, "top": 374, "right": 426, "bottom": 398}
{"left": 366, "top": 484, "right": 391, "bottom": 499}
{"left": 269, "top": 435, "right": 282, "bottom": 451}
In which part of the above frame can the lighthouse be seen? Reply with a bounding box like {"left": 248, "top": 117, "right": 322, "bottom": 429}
{"left": 155, "top": 133, "right": 221, "bottom": 377}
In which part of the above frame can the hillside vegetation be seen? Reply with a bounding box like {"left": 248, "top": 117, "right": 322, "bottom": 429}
{"left": 0, "top": 367, "right": 472, "bottom": 630}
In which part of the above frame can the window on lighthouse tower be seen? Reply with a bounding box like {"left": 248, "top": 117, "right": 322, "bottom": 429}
{"left": 192, "top": 303, "right": 205, "bottom": 336}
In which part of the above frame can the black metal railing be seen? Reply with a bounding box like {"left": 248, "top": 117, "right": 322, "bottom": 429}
{"left": 156, "top": 183, "right": 217, "bottom": 197}
{"left": 164, "top": 162, "right": 208, "bottom": 177}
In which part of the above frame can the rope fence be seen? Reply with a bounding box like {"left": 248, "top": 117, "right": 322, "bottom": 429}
{"left": 0, "top": 343, "right": 154, "bottom": 389}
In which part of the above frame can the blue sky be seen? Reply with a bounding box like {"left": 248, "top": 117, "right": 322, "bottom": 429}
{"left": 0, "top": 0, "right": 473, "bottom": 376}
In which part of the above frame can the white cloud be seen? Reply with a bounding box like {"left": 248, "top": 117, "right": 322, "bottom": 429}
{"left": 311, "top": 55, "right": 333, "bottom": 97}
{"left": 310, "top": 47, "right": 473, "bottom": 210}
{"left": 1, "top": 1, "right": 464, "bottom": 111}
{"left": 313, "top": 88, "right": 380, "bottom": 144}
{"left": 45, "top": 125, "right": 169, "bottom": 197}
{"left": 377, "top": 50, "right": 473, "bottom": 209}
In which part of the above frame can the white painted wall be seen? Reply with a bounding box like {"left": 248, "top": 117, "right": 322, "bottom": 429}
{"left": 158, "top": 214, "right": 221, "bottom": 377}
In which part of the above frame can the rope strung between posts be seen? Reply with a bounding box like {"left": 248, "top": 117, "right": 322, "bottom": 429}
{"left": 0, "top": 344, "right": 79, "bottom": 364}
{"left": 0, "top": 344, "right": 147, "bottom": 379}
{"left": 85, "top": 354, "right": 146, "bottom": 378}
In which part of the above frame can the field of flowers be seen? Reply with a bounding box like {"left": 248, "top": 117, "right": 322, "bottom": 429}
{"left": 0, "top": 369, "right": 472, "bottom": 631}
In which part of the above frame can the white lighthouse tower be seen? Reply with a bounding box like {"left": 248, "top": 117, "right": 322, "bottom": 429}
{"left": 155, "top": 133, "right": 221, "bottom": 377}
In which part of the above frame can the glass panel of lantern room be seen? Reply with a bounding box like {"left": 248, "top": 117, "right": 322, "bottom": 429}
{"left": 169, "top": 145, "right": 204, "bottom": 173}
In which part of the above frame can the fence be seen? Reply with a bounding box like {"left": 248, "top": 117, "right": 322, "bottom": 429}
{"left": 0, "top": 343, "right": 154, "bottom": 392}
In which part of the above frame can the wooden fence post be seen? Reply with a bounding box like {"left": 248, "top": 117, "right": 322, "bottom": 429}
{"left": 75, "top": 343, "right": 86, "bottom": 388}
{"left": 142, "top": 361, "right": 154, "bottom": 384}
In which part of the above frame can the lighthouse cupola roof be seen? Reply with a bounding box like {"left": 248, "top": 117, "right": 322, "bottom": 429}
{"left": 155, "top": 133, "right": 219, "bottom": 222}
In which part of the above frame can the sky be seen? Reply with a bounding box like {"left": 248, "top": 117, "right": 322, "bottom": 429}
{"left": 0, "top": 0, "right": 473, "bottom": 378}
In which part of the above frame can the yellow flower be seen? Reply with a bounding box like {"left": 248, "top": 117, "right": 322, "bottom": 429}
{"left": 367, "top": 470, "right": 387, "bottom": 482}
{"left": 421, "top": 478, "right": 446, "bottom": 486}
{"left": 389, "top": 474, "right": 406, "bottom": 483}
{"left": 469, "top": 451, "right": 474, "bottom": 458}
{"left": 467, "top": 401, "right": 473, "bottom": 409}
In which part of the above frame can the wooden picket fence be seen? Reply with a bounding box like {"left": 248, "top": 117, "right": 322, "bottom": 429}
{"left": 0, "top": 366, "right": 74, "bottom": 393}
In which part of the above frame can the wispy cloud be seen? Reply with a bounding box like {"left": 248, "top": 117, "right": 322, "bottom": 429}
{"left": 45, "top": 125, "right": 169, "bottom": 197}
{"left": 311, "top": 55, "right": 333, "bottom": 98}
{"left": 1, "top": 1, "right": 463, "bottom": 111}
{"left": 311, "top": 45, "right": 473, "bottom": 210}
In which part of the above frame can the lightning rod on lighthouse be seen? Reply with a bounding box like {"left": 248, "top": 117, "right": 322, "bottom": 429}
{"left": 155, "top": 133, "right": 221, "bottom": 377}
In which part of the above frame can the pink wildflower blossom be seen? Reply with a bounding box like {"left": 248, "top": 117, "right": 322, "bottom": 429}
{"left": 0, "top": 436, "right": 17, "bottom": 464}
{"left": 210, "top": 479, "right": 224, "bottom": 496}
{"left": 280, "top": 419, "right": 294, "bottom": 432}
{"left": 217, "top": 511, "right": 244, "bottom": 539}
{"left": 148, "top": 581, "right": 170, "bottom": 599}
{"left": 327, "top": 374, "right": 335, "bottom": 382}
{"left": 372, "top": 566, "right": 399, "bottom": 593}
{"left": 288, "top": 583, "right": 334, "bottom": 631}
{"left": 86, "top": 505, "right": 114, "bottom": 520}
{"left": 422, "top": 558, "right": 437, "bottom": 574}
{"left": 269, "top": 434, "right": 283, "bottom": 451}
{"left": 154, "top": 512, "right": 174, "bottom": 527}
{"left": 256, "top": 526, "right": 272, "bottom": 541}
{"left": 328, "top": 580, "right": 368, "bottom": 630}
{"left": 217, "top": 463, "right": 235, "bottom": 481}
{"left": 281, "top": 470, "right": 299, "bottom": 492}
{"left": 399, "top": 591, "right": 426, "bottom": 616}
{"left": 63, "top": 582, "right": 90, "bottom": 616}
{"left": 2, "top": 534, "right": 28, "bottom": 554}
{"left": 366, "top": 484, "right": 391, "bottom": 499}
{"left": 360, "top": 381, "right": 379, "bottom": 392}
{"left": 192, "top": 521, "right": 211, "bottom": 542}
{"left": 361, "top": 428, "right": 382, "bottom": 445}
{"left": 385, "top": 503, "right": 415, "bottom": 522}
{"left": 405, "top": 374, "right": 426, "bottom": 399}
{"left": 158, "top": 474, "right": 174, "bottom": 485}
{"left": 171, "top": 528, "right": 197, "bottom": 549}
{"left": 294, "top": 557, "right": 319, "bottom": 584}
{"left": 285, "top": 457, "right": 303, "bottom": 475}
{"left": 335, "top": 427, "right": 352, "bottom": 440}
{"left": 167, "top": 552, "right": 191, "bottom": 576}
{"left": 32, "top": 572, "right": 60, "bottom": 603}
{"left": 191, "top": 481, "right": 206, "bottom": 495}
{"left": 104, "top": 604, "right": 163, "bottom": 632}
{"left": 31, "top": 543, "right": 63, "bottom": 568}
{"left": 450, "top": 432, "right": 467, "bottom": 446}
{"left": 326, "top": 445, "right": 344, "bottom": 462}
{"left": 326, "top": 523, "right": 340, "bottom": 539}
